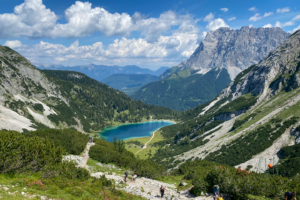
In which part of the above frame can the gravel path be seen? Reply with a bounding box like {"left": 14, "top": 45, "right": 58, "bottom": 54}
{"left": 78, "top": 142, "right": 95, "bottom": 168}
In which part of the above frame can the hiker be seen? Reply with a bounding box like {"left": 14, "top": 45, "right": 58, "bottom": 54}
{"left": 160, "top": 185, "right": 165, "bottom": 198}
{"left": 218, "top": 194, "right": 224, "bottom": 200}
{"left": 92, "top": 137, "right": 94, "bottom": 143}
{"left": 89, "top": 136, "right": 91, "bottom": 142}
{"left": 124, "top": 170, "right": 128, "bottom": 182}
{"left": 285, "top": 191, "right": 297, "bottom": 200}
{"left": 213, "top": 185, "right": 220, "bottom": 200}
{"left": 131, "top": 171, "right": 137, "bottom": 181}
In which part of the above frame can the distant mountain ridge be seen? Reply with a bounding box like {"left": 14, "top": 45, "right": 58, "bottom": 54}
{"left": 36, "top": 64, "right": 169, "bottom": 81}
{"left": 102, "top": 74, "right": 158, "bottom": 95}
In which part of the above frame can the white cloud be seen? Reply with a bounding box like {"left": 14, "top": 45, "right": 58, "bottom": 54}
{"left": 220, "top": 8, "right": 229, "bottom": 12}
{"left": 277, "top": 7, "right": 290, "bottom": 13}
{"left": 3, "top": 25, "right": 200, "bottom": 65}
{"left": 248, "top": 6, "right": 257, "bottom": 11}
{"left": 249, "top": 13, "right": 262, "bottom": 21}
{"left": 275, "top": 14, "right": 300, "bottom": 28}
{"left": 0, "top": 0, "right": 198, "bottom": 42}
{"left": 204, "top": 13, "right": 214, "bottom": 22}
{"left": 263, "top": 12, "right": 273, "bottom": 17}
{"left": 293, "top": 15, "right": 300, "bottom": 21}
{"left": 263, "top": 24, "right": 272, "bottom": 28}
{"left": 228, "top": 17, "right": 236, "bottom": 21}
{"left": 4, "top": 40, "right": 23, "bottom": 48}
{"left": 249, "top": 24, "right": 253, "bottom": 28}
{"left": 290, "top": 25, "right": 300, "bottom": 33}
{"left": 206, "top": 18, "right": 229, "bottom": 31}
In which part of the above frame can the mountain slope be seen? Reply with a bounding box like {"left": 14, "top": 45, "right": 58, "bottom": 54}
{"left": 0, "top": 46, "right": 178, "bottom": 133}
{"left": 151, "top": 29, "right": 300, "bottom": 174}
{"left": 37, "top": 64, "right": 169, "bottom": 81}
{"left": 102, "top": 74, "right": 158, "bottom": 95}
{"left": 131, "top": 68, "right": 231, "bottom": 111}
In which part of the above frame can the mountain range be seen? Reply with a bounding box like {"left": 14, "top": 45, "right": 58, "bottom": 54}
{"left": 132, "top": 26, "right": 291, "bottom": 111}
{"left": 151, "top": 29, "right": 300, "bottom": 177}
{"left": 36, "top": 64, "right": 169, "bottom": 81}
{"left": 102, "top": 74, "right": 158, "bottom": 95}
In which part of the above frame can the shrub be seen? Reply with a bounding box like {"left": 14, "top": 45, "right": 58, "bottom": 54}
{"left": 25, "top": 129, "right": 88, "bottom": 155}
{"left": 90, "top": 138, "right": 166, "bottom": 179}
{"left": 0, "top": 130, "right": 62, "bottom": 174}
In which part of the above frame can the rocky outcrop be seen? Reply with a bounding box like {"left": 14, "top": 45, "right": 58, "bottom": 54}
{"left": 220, "top": 29, "right": 300, "bottom": 101}
{"left": 160, "top": 26, "right": 290, "bottom": 80}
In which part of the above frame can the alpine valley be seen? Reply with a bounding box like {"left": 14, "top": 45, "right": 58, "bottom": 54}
{"left": 151, "top": 29, "right": 300, "bottom": 178}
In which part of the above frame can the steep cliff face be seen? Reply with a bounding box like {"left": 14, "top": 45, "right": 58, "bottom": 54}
{"left": 160, "top": 26, "right": 290, "bottom": 80}
{"left": 152, "top": 30, "right": 300, "bottom": 174}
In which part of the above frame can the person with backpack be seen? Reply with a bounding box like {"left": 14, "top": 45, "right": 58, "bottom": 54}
{"left": 213, "top": 185, "right": 220, "bottom": 200}
{"left": 285, "top": 191, "right": 297, "bottom": 200}
{"left": 160, "top": 185, "right": 165, "bottom": 198}
{"left": 124, "top": 170, "right": 128, "bottom": 182}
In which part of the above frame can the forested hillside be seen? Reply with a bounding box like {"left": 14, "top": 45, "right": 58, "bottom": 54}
{"left": 131, "top": 68, "right": 231, "bottom": 111}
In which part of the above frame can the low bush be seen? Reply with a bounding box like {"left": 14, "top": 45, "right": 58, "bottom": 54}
{"left": 90, "top": 138, "right": 166, "bottom": 179}
{"left": 0, "top": 130, "right": 62, "bottom": 174}
{"left": 174, "top": 159, "right": 300, "bottom": 199}
{"left": 25, "top": 129, "right": 88, "bottom": 155}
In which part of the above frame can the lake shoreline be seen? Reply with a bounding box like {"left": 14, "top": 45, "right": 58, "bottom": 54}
{"left": 98, "top": 120, "right": 175, "bottom": 141}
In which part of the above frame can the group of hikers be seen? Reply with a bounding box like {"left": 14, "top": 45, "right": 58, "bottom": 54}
{"left": 88, "top": 136, "right": 94, "bottom": 143}
{"left": 123, "top": 172, "right": 297, "bottom": 199}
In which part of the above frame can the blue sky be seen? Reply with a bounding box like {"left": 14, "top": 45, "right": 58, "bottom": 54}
{"left": 0, "top": 0, "right": 300, "bottom": 69}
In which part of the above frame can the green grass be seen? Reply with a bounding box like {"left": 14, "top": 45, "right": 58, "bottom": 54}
{"left": 125, "top": 130, "right": 166, "bottom": 159}
{"left": 86, "top": 158, "right": 125, "bottom": 176}
{"left": 0, "top": 173, "right": 145, "bottom": 200}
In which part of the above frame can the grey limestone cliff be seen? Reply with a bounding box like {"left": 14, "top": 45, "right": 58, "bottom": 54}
{"left": 161, "top": 26, "right": 290, "bottom": 80}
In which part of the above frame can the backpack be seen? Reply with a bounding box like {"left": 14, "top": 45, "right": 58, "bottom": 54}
{"left": 285, "top": 192, "right": 292, "bottom": 197}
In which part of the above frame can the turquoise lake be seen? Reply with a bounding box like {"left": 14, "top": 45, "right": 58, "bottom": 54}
{"left": 99, "top": 121, "right": 174, "bottom": 142}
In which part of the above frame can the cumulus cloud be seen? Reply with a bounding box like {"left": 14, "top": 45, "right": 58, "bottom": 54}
{"left": 4, "top": 40, "right": 23, "bottom": 48}
{"left": 206, "top": 18, "right": 229, "bottom": 31}
{"left": 263, "top": 24, "right": 272, "bottom": 28}
{"left": 248, "top": 6, "right": 257, "bottom": 11}
{"left": 249, "top": 13, "right": 262, "bottom": 21}
{"left": 0, "top": 0, "right": 198, "bottom": 42}
{"left": 277, "top": 7, "right": 290, "bottom": 13}
{"left": 3, "top": 26, "right": 200, "bottom": 65}
{"left": 228, "top": 17, "right": 236, "bottom": 21}
{"left": 263, "top": 12, "right": 273, "bottom": 17}
{"left": 249, "top": 24, "right": 253, "bottom": 28}
{"left": 220, "top": 8, "right": 229, "bottom": 12}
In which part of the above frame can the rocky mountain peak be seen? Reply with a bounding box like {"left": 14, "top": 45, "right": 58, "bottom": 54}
{"left": 160, "top": 26, "right": 290, "bottom": 80}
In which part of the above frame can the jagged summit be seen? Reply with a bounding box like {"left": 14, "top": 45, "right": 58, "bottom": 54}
{"left": 160, "top": 26, "right": 290, "bottom": 80}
